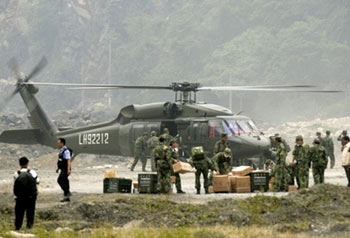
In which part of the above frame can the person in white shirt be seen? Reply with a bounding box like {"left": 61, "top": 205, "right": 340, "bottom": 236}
{"left": 341, "top": 136, "right": 350, "bottom": 187}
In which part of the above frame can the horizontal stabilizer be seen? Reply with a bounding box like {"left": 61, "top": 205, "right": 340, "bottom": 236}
{"left": 0, "top": 129, "right": 41, "bottom": 145}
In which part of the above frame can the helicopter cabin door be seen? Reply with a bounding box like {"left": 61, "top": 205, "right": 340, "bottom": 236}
{"left": 185, "top": 121, "right": 210, "bottom": 155}
{"left": 160, "top": 121, "right": 178, "bottom": 137}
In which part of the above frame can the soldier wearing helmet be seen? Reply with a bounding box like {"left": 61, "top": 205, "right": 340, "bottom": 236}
{"left": 147, "top": 131, "right": 159, "bottom": 172}
{"left": 309, "top": 138, "right": 328, "bottom": 184}
{"left": 161, "top": 128, "right": 173, "bottom": 144}
{"left": 189, "top": 146, "right": 211, "bottom": 194}
{"left": 292, "top": 135, "right": 310, "bottom": 189}
{"left": 324, "top": 130, "right": 335, "bottom": 168}
{"left": 130, "top": 132, "right": 148, "bottom": 172}
{"left": 213, "top": 147, "right": 233, "bottom": 175}
{"left": 154, "top": 135, "right": 172, "bottom": 194}
{"left": 273, "top": 135, "right": 289, "bottom": 192}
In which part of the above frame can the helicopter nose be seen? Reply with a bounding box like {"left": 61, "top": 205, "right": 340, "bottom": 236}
{"left": 228, "top": 134, "right": 270, "bottom": 157}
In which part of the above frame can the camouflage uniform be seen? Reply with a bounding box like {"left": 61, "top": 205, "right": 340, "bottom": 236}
{"left": 147, "top": 132, "right": 159, "bottom": 172}
{"left": 214, "top": 140, "right": 230, "bottom": 155}
{"left": 154, "top": 142, "right": 172, "bottom": 194}
{"left": 170, "top": 147, "right": 184, "bottom": 193}
{"left": 213, "top": 148, "right": 233, "bottom": 175}
{"left": 274, "top": 143, "right": 289, "bottom": 192}
{"left": 324, "top": 132, "right": 335, "bottom": 168}
{"left": 131, "top": 135, "right": 148, "bottom": 171}
{"left": 161, "top": 128, "right": 173, "bottom": 144}
{"left": 189, "top": 147, "right": 211, "bottom": 194}
{"left": 292, "top": 140, "right": 310, "bottom": 189}
{"left": 309, "top": 141, "right": 328, "bottom": 185}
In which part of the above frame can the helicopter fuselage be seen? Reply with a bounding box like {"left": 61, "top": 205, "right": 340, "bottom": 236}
{"left": 54, "top": 102, "right": 271, "bottom": 160}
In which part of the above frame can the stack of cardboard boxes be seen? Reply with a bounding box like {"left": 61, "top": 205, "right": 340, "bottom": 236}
{"left": 212, "top": 166, "right": 253, "bottom": 193}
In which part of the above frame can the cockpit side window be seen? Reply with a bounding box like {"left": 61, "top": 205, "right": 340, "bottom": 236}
{"left": 209, "top": 120, "right": 232, "bottom": 138}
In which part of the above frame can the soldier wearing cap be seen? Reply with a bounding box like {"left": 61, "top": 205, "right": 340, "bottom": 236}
{"left": 214, "top": 133, "right": 230, "bottom": 155}
{"left": 213, "top": 147, "right": 233, "bottom": 175}
{"left": 170, "top": 139, "right": 185, "bottom": 194}
{"left": 292, "top": 135, "right": 310, "bottom": 189}
{"left": 274, "top": 135, "right": 289, "bottom": 192}
{"left": 130, "top": 132, "right": 148, "bottom": 172}
{"left": 324, "top": 131, "right": 335, "bottom": 169}
{"left": 309, "top": 138, "right": 328, "bottom": 184}
{"left": 147, "top": 131, "right": 159, "bottom": 172}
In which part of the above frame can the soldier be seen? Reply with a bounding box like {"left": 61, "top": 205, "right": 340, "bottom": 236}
{"left": 316, "top": 132, "right": 326, "bottom": 148}
{"left": 338, "top": 130, "right": 348, "bottom": 151}
{"left": 309, "top": 138, "right": 328, "bottom": 185}
{"left": 274, "top": 135, "right": 289, "bottom": 192}
{"left": 161, "top": 128, "right": 173, "bottom": 144}
{"left": 275, "top": 133, "right": 291, "bottom": 153}
{"left": 130, "top": 133, "right": 148, "bottom": 172}
{"left": 213, "top": 147, "right": 233, "bottom": 175}
{"left": 170, "top": 140, "right": 185, "bottom": 194}
{"left": 324, "top": 131, "right": 335, "bottom": 169}
{"left": 154, "top": 136, "right": 172, "bottom": 194}
{"left": 265, "top": 159, "right": 276, "bottom": 191}
{"left": 214, "top": 133, "right": 230, "bottom": 155}
{"left": 291, "top": 135, "right": 310, "bottom": 189}
{"left": 189, "top": 146, "right": 210, "bottom": 194}
{"left": 341, "top": 136, "right": 350, "bottom": 187}
{"left": 147, "top": 131, "right": 159, "bottom": 172}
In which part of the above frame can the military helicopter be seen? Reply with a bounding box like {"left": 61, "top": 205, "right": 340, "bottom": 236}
{"left": 0, "top": 57, "right": 341, "bottom": 164}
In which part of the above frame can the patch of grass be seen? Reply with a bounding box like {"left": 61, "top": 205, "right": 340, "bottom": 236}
{"left": 237, "top": 195, "right": 283, "bottom": 224}
{"left": 2, "top": 225, "right": 350, "bottom": 238}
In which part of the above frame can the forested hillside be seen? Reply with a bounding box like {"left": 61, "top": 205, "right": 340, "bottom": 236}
{"left": 0, "top": 0, "right": 349, "bottom": 122}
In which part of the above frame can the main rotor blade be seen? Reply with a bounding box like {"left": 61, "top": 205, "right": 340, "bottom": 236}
{"left": 25, "top": 56, "right": 48, "bottom": 82}
{"left": 24, "top": 82, "right": 172, "bottom": 90}
{"left": 198, "top": 86, "right": 342, "bottom": 93}
{"left": 0, "top": 91, "right": 17, "bottom": 113}
{"left": 198, "top": 85, "right": 316, "bottom": 90}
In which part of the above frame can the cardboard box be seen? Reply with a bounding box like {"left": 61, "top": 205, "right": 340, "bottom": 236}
{"left": 208, "top": 186, "right": 214, "bottom": 194}
{"left": 104, "top": 169, "right": 117, "bottom": 178}
{"left": 230, "top": 176, "right": 251, "bottom": 193}
{"left": 213, "top": 175, "right": 231, "bottom": 192}
{"left": 173, "top": 161, "right": 192, "bottom": 174}
{"left": 170, "top": 176, "right": 176, "bottom": 184}
{"left": 288, "top": 185, "right": 297, "bottom": 192}
{"left": 232, "top": 166, "right": 253, "bottom": 176}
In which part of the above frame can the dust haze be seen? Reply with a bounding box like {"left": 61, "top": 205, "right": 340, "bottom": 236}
{"left": 0, "top": 0, "right": 349, "bottom": 123}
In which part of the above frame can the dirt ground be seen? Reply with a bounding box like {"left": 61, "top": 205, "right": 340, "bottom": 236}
{"left": 0, "top": 134, "right": 349, "bottom": 237}
{"left": 0, "top": 151, "right": 348, "bottom": 196}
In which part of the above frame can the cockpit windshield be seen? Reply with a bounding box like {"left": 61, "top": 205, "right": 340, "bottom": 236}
{"left": 209, "top": 118, "right": 259, "bottom": 138}
{"left": 225, "top": 119, "right": 259, "bottom": 134}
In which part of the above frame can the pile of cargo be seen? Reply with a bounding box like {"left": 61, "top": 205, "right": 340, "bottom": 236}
{"left": 103, "top": 161, "right": 194, "bottom": 194}
{"left": 102, "top": 163, "right": 273, "bottom": 194}
{"left": 211, "top": 166, "right": 270, "bottom": 193}
{"left": 103, "top": 169, "right": 133, "bottom": 193}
